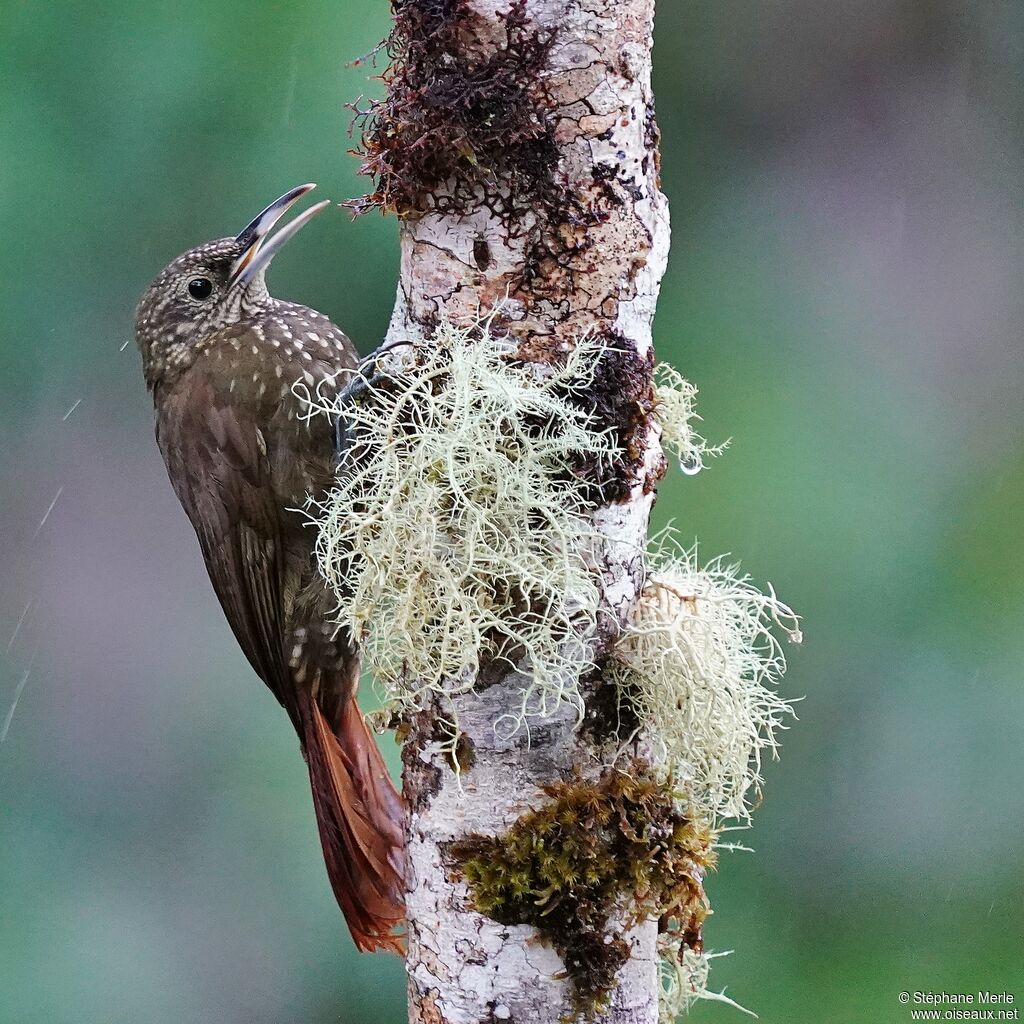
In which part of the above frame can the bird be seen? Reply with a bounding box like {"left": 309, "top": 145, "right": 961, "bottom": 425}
{"left": 133, "top": 184, "right": 405, "bottom": 953}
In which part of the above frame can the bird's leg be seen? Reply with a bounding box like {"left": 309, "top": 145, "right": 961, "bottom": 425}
{"left": 333, "top": 347, "right": 409, "bottom": 462}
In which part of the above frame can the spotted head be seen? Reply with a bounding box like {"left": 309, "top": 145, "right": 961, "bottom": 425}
{"left": 134, "top": 184, "right": 330, "bottom": 387}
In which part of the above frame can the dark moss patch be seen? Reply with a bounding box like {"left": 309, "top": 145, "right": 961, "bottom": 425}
{"left": 451, "top": 761, "right": 715, "bottom": 1017}
{"left": 519, "top": 197, "right": 606, "bottom": 304}
{"left": 450, "top": 731, "right": 476, "bottom": 774}
{"left": 643, "top": 101, "right": 662, "bottom": 184}
{"left": 401, "top": 709, "right": 446, "bottom": 813}
{"left": 472, "top": 236, "right": 491, "bottom": 270}
{"left": 348, "top": 3, "right": 656, "bottom": 324}
{"left": 498, "top": 337, "right": 655, "bottom": 506}
{"left": 579, "top": 656, "right": 640, "bottom": 746}
{"left": 349, "top": 0, "right": 562, "bottom": 219}
{"left": 561, "top": 340, "right": 656, "bottom": 505}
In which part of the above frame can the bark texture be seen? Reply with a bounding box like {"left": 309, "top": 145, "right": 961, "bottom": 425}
{"left": 365, "top": 1, "right": 670, "bottom": 1020}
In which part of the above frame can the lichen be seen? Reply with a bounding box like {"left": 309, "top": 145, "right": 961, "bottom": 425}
{"left": 306, "top": 317, "right": 621, "bottom": 743}
{"left": 610, "top": 536, "right": 802, "bottom": 821}
{"left": 451, "top": 761, "right": 716, "bottom": 1018}
{"left": 652, "top": 364, "right": 727, "bottom": 476}
{"left": 348, "top": 0, "right": 562, "bottom": 219}
{"left": 658, "top": 942, "right": 754, "bottom": 1021}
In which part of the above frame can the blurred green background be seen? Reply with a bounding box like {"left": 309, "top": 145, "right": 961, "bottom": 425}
{"left": 1, "top": 2, "right": 1021, "bottom": 1022}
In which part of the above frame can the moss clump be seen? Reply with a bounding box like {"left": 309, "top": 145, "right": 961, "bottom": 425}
{"left": 562, "top": 340, "right": 658, "bottom": 504}
{"left": 349, "top": 0, "right": 561, "bottom": 218}
{"left": 451, "top": 761, "right": 715, "bottom": 1017}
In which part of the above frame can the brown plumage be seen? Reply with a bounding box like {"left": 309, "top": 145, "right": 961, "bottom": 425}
{"left": 133, "top": 185, "right": 404, "bottom": 953}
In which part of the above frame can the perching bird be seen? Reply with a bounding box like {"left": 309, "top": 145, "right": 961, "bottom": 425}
{"left": 133, "top": 185, "right": 405, "bottom": 953}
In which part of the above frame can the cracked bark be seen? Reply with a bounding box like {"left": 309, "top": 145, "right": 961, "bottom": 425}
{"left": 372, "top": 2, "right": 671, "bottom": 1021}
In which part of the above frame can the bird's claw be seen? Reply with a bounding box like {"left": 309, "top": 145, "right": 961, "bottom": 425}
{"left": 333, "top": 355, "right": 395, "bottom": 463}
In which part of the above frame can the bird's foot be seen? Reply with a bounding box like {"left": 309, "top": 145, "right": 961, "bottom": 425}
{"left": 333, "top": 352, "right": 403, "bottom": 462}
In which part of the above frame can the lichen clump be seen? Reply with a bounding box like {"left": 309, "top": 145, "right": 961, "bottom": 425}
{"left": 349, "top": 0, "right": 560, "bottom": 218}
{"left": 658, "top": 944, "right": 754, "bottom": 1020}
{"left": 652, "top": 364, "right": 726, "bottom": 475}
{"left": 310, "top": 319, "right": 618, "bottom": 735}
{"left": 452, "top": 762, "right": 715, "bottom": 1017}
{"left": 611, "top": 539, "right": 802, "bottom": 821}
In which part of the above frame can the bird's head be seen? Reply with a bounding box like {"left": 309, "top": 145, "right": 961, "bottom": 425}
{"left": 134, "top": 184, "right": 330, "bottom": 387}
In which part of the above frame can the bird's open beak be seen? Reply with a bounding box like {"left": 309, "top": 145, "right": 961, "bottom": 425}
{"left": 228, "top": 184, "right": 331, "bottom": 288}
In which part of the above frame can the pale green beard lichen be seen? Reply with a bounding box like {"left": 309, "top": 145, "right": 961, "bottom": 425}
{"left": 658, "top": 942, "right": 754, "bottom": 1020}
{"left": 611, "top": 538, "right": 802, "bottom": 822}
{"left": 307, "top": 319, "right": 618, "bottom": 735}
{"left": 652, "top": 364, "right": 727, "bottom": 474}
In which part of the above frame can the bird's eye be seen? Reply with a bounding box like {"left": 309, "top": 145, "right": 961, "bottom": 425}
{"left": 187, "top": 277, "right": 214, "bottom": 300}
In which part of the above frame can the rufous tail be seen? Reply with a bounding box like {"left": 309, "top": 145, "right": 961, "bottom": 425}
{"left": 297, "top": 692, "right": 406, "bottom": 953}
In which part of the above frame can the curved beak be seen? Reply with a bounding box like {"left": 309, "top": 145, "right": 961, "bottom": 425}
{"left": 229, "top": 184, "right": 331, "bottom": 288}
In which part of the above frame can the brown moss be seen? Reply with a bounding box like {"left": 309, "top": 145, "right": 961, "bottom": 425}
{"left": 348, "top": 2, "right": 656, "bottom": 335}
{"left": 579, "top": 656, "right": 641, "bottom": 746}
{"left": 559, "top": 339, "right": 656, "bottom": 505}
{"left": 450, "top": 731, "right": 476, "bottom": 774}
{"left": 349, "top": 0, "right": 562, "bottom": 219}
{"left": 346, "top": 1, "right": 624, "bottom": 314}
{"left": 450, "top": 761, "right": 715, "bottom": 1017}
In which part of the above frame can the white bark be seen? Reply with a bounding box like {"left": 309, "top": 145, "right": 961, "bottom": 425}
{"left": 377, "top": 1, "right": 671, "bottom": 1021}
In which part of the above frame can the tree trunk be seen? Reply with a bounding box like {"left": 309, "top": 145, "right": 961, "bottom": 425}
{"left": 361, "top": 1, "right": 670, "bottom": 1021}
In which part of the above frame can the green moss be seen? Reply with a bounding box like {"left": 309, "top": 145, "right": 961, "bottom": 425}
{"left": 451, "top": 760, "right": 715, "bottom": 1017}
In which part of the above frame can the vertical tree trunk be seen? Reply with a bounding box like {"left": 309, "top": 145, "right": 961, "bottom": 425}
{"left": 362, "top": 1, "right": 670, "bottom": 1020}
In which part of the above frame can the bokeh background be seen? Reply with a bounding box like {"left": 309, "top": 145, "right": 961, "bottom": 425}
{"left": 1, "top": 2, "right": 1021, "bottom": 1022}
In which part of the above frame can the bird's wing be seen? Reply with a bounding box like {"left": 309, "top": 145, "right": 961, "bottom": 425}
{"left": 155, "top": 363, "right": 293, "bottom": 708}
{"left": 152, "top": 333, "right": 407, "bottom": 953}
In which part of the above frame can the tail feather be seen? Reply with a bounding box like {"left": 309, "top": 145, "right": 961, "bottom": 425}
{"left": 298, "top": 692, "right": 406, "bottom": 953}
